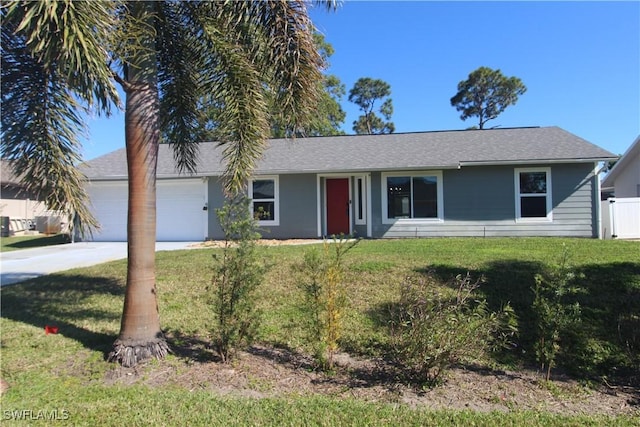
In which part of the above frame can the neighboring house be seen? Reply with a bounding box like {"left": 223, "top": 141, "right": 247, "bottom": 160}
{"left": 601, "top": 135, "right": 640, "bottom": 198}
{"left": 81, "top": 126, "right": 616, "bottom": 242}
{"left": 0, "top": 160, "right": 48, "bottom": 235}
{"left": 600, "top": 136, "right": 640, "bottom": 239}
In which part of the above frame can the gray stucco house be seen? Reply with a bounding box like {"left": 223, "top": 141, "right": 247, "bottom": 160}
{"left": 82, "top": 126, "right": 616, "bottom": 241}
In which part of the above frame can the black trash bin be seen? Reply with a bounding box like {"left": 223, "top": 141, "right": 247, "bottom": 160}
{"left": 1, "top": 216, "right": 9, "bottom": 237}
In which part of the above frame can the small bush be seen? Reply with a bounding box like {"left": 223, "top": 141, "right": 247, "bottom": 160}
{"left": 210, "top": 196, "right": 268, "bottom": 363}
{"left": 295, "top": 236, "right": 359, "bottom": 370}
{"left": 390, "top": 272, "right": 517, "bottom": 386}
{"left": 618, "top": 313, "right": 640, "bottom": 376}
{"left": 532, "top": 244, "right": 583, "bottom": 380}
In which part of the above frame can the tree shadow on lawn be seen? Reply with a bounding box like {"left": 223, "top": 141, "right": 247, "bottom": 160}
{"left": 1, "top": 233, "right": 70, "bottom": 251}
{"left": 164, "top": 329, "right": 220, "bottom": 363}
{"left": 368, "top": 259, "right": 640, "bottom": 386}
{"left": 1, "top": 273, "right": 124, "bottom": 355}
{"left": 567, "top": 261, "right": 640, "bottom": 384}
{"left": 413, "top": 260, "right": 543, "bottom": 350}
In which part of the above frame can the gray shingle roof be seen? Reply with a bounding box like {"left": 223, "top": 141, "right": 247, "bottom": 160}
{"left": 82, "top": 126, "right": 617, "bottom": 180}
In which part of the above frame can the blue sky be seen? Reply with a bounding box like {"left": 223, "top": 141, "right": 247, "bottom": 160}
{"left": 80, "top": 1, "right": 639, "bottom": 160}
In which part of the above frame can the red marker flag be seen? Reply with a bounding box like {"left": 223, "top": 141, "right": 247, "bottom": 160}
{"left": 44, "top": 325, "right": 59, "bottom": 335}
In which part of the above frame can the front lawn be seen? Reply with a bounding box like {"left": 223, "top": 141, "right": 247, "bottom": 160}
{"left": 1, "top": 238, "right": 638, "bottom": 425}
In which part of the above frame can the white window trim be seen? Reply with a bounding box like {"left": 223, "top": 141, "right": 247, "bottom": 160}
{"left": 354, "top": 175, "right": 367, "bottom": 225}
{"left": 249, "top": 175, "right": 280, "bottom": 226}
{"left": 381, "top": 171, "right": 444, "bottom": 224}
{"left": 514, "top": 167, "right": 552, "bottom": 222}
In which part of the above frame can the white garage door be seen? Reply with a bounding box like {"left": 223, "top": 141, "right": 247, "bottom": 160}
{"left": 87, "top": 179, "right": 207, "bottom": 242}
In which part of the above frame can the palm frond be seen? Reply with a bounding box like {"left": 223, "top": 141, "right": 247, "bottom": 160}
{"left": 155, "top": 1, "right": 211, "bottom": 174}
{"left": 1, "top": 23, "right": 98, "bottom": 238}
{"left": 5, "top": 0, "right": 120, "bottom": 113}
{"left": 2, "top": 0, "right": 120, "bottom": 238}
{"left": 182, "top": 0, "right": 325, "bottom": 194}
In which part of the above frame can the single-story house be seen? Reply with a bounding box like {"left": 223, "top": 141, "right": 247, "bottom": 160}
{"left": 0, "top": 159, "right": 49, "bottom": 236}
{"left": 81, "top": 126, "right": 617, "bottom": 241}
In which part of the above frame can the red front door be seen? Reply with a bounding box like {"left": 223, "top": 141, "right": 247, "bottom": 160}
{"left": 326, "top": 178, "right": 350, "bottom": 236}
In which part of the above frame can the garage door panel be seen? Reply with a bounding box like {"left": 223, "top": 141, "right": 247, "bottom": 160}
{"left": 87, "top": 180, "right": 206, "bottom": 242}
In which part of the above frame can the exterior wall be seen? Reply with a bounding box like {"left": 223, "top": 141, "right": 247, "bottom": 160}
{"left": 1, "top": 186, "right": 52, "bottom": 236}
{"left": 267, "top": 174, "right": 318, "bottom": 238}
{"left": 205, "top": 163, "right": 600, "bottom": 240}
{"left": 372, "top": 163, "right": 599, "bottom": 238}
{"left": 613, "top": 154, "right": 640, "bottom": 198}
{"left": 0, "top": 196, "right": 48, "bottom": 221}
{"left": 207, "top": 174, "right": 319, "bottom": 240}
{"left": 206, "top": 177, "right": 226, "bottom": 239}
{"left": 0, "top": 186, "right": 48, "bottom": 220}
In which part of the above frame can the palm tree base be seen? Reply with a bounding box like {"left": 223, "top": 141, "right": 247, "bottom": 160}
{"left": 108, "top": 335, "right": 171, "bottom": 368}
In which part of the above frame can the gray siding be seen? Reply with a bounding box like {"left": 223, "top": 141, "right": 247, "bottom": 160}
{"left": 206, "top": 177, "right": 226, "bottom": 239}
{"left": 264, "top": 174, "right": 318, "bottom": 238}
{"left": 372, "top": 163, "right": 599, "bottom": 238}
{"left": 206, "top": 174, "right": 319, "bottom": 240}
{"left": 207, "top": 163, "right": 599, "bottom": 240}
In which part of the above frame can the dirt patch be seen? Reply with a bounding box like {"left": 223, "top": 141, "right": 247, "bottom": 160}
{"left": 104, "top": 343, "right": 639, "bottom": 416}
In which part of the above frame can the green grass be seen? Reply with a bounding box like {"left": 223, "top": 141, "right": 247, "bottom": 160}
{"left": 1, "top": 379, "right": 635, "bottom": 426}
{"left": 0, "top": 233, "right": 69, "bottom": 252}
{"left": 1, "top": 237, "right": 639, "bottom": 424}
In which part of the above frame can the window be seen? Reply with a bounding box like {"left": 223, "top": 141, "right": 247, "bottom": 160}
{"left": 249, "top": 176, "right": 279, "bottom": 225}
{"left": 354, "top": 176, "right": 366, "bottom": 225}
{"left": 515, "top": 168, "right": 552, "bottom": 221}
{"left": 382, "top": 172, "right": 443, "bottom": 223}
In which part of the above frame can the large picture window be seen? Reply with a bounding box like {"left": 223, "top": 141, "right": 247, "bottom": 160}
{"left": 382, "top": 172, "right": 443, "bottom": 223}
{"left": 249, "top": 176, "right": 279, "bottom": 225}
{"left": 515, "top": 168, "right": 552, "bottom": 221}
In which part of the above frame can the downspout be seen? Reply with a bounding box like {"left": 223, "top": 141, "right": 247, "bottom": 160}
{"left": 594, "top": 162, "right": 608, "bottom": 239}
{"left": 316, "top": 175, "right": 322, "bottom": 237}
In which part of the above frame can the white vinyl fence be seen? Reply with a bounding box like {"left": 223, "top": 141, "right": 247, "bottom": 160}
{"left": 601, "top": 197, "right": 640, "bottom": 239}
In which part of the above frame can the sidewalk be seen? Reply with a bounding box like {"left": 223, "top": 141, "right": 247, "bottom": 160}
{"left": 0, "top": 242, "right": 198, "bottom": 287}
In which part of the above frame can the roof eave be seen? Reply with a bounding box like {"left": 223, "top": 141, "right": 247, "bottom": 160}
{"left": 459, "top": 157, "right": 617, "bottom": 167}
{"left": 601, "top": 135, "right": 640, "bottom": 187}
{"left": 252, "top": 164, "right": 462, "bottom": 175}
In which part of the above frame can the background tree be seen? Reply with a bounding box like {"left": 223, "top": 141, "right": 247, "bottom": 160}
{"left": 2, "top": 0, "right": 329, "bottom": 367}
{"left": 450, "top": 66, "right": 527, "bottom": 130}
{"left": 348, "top": 77, "right": 394, "bottom": 134}
{"left": 270, "top": 32, "right": 346, "bottom": 138}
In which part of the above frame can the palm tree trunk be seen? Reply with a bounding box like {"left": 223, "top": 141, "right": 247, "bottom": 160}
{"left": 108, "top": 1, "right": 169, "bottom": 367}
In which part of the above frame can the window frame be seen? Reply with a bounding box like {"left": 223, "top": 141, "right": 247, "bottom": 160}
{"left": 514, "top": 167, "right": 552, "bottom": 222}
{"left": 248, "top": 175, "right": 280, "bottom": 226}
{"left": 381, "top": 171, "right": 444, "bottom": 224}
{"left": 354, "top": 175, "right": 367, "bottom": 225}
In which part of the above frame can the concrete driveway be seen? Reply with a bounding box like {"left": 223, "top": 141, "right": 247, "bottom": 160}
{"left": 0, "top": 242, "right": 199, "bottom": 286}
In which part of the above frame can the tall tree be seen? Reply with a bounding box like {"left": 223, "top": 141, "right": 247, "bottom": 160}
{"left": 270, "top": 32, "right": 346, "bottom": 138}
{"left": 2, "top": 0, "right": 329, "bottom": 367}
{"left": 450, "top": 66, "right": 527, "bottom": 130}
{"left": 348, "top": 77, "right": 394, "bottom": 134}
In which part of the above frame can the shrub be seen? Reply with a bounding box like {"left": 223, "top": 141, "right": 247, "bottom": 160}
{"left": 390, "top": 272, "right": 517, "bottom": 386}
{"left": 295, "top": 236, "right": 359, "bottom": 370}
{"left": 210, "top": 196, "right": 268, "bottom": 363}
{"left": 532, "top": 244, "right": 583, "bottom": 380}
{"left": 617, "top": 313, "right": 640, "bottom": 377}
